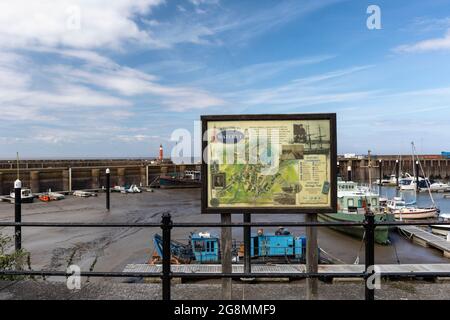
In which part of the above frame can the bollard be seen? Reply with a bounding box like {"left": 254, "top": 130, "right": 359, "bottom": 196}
{"left": 162, "top": 213, "right": 172, "bottom": 301}
{"left": 106, "top": 168, "right": 110, "bottom": 211}
{"left": 14, "top": 179, "right": 22, "bottom": 251}
{"left": 364, "top": 206, "right": 375, "bottom": 301}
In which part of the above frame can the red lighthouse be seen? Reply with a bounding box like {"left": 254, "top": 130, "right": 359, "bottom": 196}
{"left": 159, "top": 144, "right": 163, "bottom": 162}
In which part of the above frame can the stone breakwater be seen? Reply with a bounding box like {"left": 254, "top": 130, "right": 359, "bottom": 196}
{"left": 0, "top": 158, "right": 200, "bottom": 195}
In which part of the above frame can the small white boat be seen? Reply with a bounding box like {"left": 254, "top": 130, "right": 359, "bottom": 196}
{"left": 127, "top": 185, "right": 142, "bottom": 193}
{"left": 49, "top": 192, "right": 65, "bottom": 200}
{"left": 375, "top": 174, "right": 398, "bottom": 186}
{"left": 428, "top": 182, "right": 450, "bottom": 193}
{"left": 398, "top": 173, "right": 423, "bottom": 190}
{"left": 112, "top": 185, "right": 142, "bottom": 193}
{"left": 386, "top": 197, "right": 438, "bottom": 220}
{"left": 113, "top": 185, "right": 127, "bottom": 193}
{"left": 73, "top": 190, "right": 97, "bottom": 197}
{"left": 10, "top": 188, "right": 34, "bottom": 203}
{"left": 431, "top": 214, "right": 450, "bottom": 236}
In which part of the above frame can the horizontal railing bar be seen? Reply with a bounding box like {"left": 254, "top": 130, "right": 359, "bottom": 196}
{"left": 0, "top": 222, "right": 161, "bottom": 228}
{"left": 0, "top": 221, "right": 449, "bottom": 228}
{"left": 1, "top": 270, "right": 450, "bottom": 278}
{"left": 376, "top": 221, "right": 450, "bottom": 226}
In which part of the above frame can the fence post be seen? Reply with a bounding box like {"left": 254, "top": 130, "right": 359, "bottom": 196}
{"left": 162, "top": 213, "right": 172, "bottom": 301}
{"left": 14, "top": 179, "right": 22, "bottom": 251}
{"left": 243, "top": 213, "right": 251, "bottom": 275}
{"left": 221, "top": 213, "right": 232, "bottom": 299}
{"left": 306, "top": 214, "right": 318, "bottom": 300}
{"left": 364, "top": 206, "right": 375, "bottom": 301}
{"left": 105, "top": 168, "right": 110, "bottom": 211}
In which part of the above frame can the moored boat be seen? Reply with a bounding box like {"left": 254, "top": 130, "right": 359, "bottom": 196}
{"left": 427, "top": 182, "right": 450, "bottom": 193}
{"left": 10, "top": 188, "right": 34, "bottom": 203}
{"left": 159, "top": 170, "right": 201, "bottom": 189}
{"left": 386, "top": 197, "right": 438, "bottom": 220}
{"left": 318, "top": 180, "right": 394, "bottom": 245}
{"left": 431, "top": 213, "right": 450, "bottom": 236}
{"left": 150, "top": 228, "right": 308, "bottom": 264}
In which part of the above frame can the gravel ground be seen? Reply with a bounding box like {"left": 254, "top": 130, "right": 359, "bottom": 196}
{"left": 1, "top": 279, "right": 449, "bottom": 300}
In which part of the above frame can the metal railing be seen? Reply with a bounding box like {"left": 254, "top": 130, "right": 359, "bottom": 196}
{"left": 1, "top": 187, "right": 450, "bottom": 300}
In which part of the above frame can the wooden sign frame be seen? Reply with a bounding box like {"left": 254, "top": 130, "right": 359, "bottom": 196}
{"left": 201, "top": 113, "right": 337, "bottom": 214}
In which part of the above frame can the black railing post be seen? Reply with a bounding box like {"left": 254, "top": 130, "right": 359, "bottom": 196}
{"left": 14, "top": 179, "right": 22, "bottom": 251}
{"left": 106, "top": 168, "right": 110, "bottom": 211}
{"left": 364, "top": 206, "right": 375, "bottom": 301}
{"left": 161, "top": 213, "right": 172, "bottom": 301}
{"left": 244, "top": 213, "right": 251, "bottom": 274}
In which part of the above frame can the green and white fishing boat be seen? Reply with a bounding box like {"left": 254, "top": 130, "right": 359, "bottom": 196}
{"left": 318, "top": 180, "right": 394, "bottom": 244}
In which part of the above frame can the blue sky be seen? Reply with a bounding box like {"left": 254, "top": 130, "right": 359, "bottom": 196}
{"left": 1, "top": 0, "right": 450, "bottom": 158}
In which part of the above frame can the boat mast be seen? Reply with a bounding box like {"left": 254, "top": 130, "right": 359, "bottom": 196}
{"left": 367, "top": 150, "right": 372, "bottom": 189}
{"left": 411, "top": 142, "right": 416, "bottom": 179}
{"left": 411, "top": 142, "right": 436, "bottom": 208}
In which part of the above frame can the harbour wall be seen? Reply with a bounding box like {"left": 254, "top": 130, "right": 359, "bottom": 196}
{"left": 0, "top": 159, "right": 200, "bottom": 195}
{"left": 338, "top": 155, "right": 450, "bottom": 182}
{"left": 1, "top": 155, "right": 450, "bottom": 194}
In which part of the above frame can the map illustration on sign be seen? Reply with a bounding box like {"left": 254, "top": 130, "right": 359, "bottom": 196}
{"left": 202, "top": 115, "right": 336, "bottom": 213}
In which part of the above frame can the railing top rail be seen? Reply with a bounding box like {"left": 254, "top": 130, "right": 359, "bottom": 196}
{"left": 0, "top": 221, "right": 449, "bottom": 228}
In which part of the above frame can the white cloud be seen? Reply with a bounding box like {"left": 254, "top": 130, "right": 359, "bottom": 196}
{"left": 116, "top": 134, "right": 161, "bottom": 142}
{"left": 394, "top": 29, "right": 450, "bottom": 53}
{"left": 224, "top": 65, "right": 375, "bottom": 109}
{"left": 189, "top": 0, "right": 219, "bottom": 6}
{"left": 197, "top": 55, "right": 335, "bottom": 89}
{"left": 0, "top": 0, "right": 164, "bottom": 50}
{"left": 42, "top": 52, "right": 225, "bottom": 110}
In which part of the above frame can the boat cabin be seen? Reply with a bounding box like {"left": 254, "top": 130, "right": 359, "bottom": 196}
{"left": 190, "top": 232, "right": 220, "bottom": 263}
{"left": 251, "top": 229, "right": 305, "bottom": 258}
{"left": 184, "top": 170, "right": 201, "bottom": 181}
{"left": 337, "top": 181, "right": 379, "bottom": 213}
{"left": 10, "top": 188, "right": 34, "bottom": 203}
{"left": 387, "top": 197, "right": 406, "bottom": 210}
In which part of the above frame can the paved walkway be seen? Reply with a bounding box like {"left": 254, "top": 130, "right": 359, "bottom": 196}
{"left": 1, "top": 280, "right": 450, "bottom": 300}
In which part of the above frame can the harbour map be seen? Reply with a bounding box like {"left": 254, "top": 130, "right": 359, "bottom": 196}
{"left": 206, "top": 119, "right": 332, "bottom": 208}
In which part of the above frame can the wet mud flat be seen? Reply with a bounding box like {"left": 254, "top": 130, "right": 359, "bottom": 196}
{"left": 0, "top": 189, "right": 448, "bottom": 286}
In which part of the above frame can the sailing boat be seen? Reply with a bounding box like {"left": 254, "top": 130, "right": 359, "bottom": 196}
{"left": 386, "top": 142, "right": 438, "bottom": 220}
{"left": 9, "top": 152, "right": 34, "bottom": 203}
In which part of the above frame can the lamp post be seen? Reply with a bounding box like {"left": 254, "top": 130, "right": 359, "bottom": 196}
{"left": 106, "top": 168, "right": 110, "bottom": 211}
{"left": 14, "top": 179, "right": 22, "bottom": 251}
